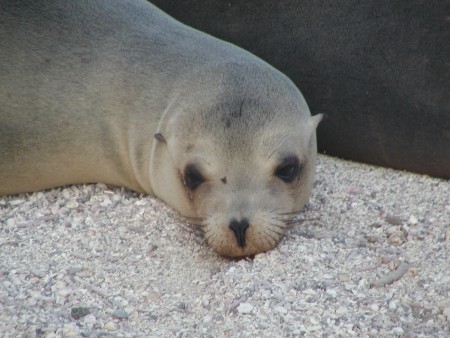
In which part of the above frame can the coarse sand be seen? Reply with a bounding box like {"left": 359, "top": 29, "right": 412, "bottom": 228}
{"left": 1, "top": 155, "right": 449, "bottom": 337}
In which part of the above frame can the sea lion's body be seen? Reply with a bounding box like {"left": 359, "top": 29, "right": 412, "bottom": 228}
{"left": 1, "top": 0, "right": 243, "bottom": 195}
{"left": 0, "top": 0, "right": 321, "bottom": 257}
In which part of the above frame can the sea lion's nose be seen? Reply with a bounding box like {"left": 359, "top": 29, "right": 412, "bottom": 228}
{"left": 229, "top": 218, "right": 249, "bottom": 248}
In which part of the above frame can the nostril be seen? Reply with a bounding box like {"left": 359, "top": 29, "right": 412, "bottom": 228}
{"left": 229, "top": 218, "right": 249, "bottom": 248}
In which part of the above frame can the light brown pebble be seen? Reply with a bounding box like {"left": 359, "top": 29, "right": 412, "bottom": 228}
{"left": 62, "top": 323, "right": 80, "bottom": 337}
{"left": 407, "top": 267, "right": 418, "bottom": 277}
{"left": 437, "top": 298, "right": 450, "bottom": 311}
{"left": 388, "top": 260, "right": 400, "bottom": 271}
{"left": 443, "top": 307, "right": 450, "bottom": 317}
{"left": 103, "top": 321, "right": 117, "bottom": 331}
{"left": 66, "top": 199, "right": 79, "bottom": 209}
{"left": 388, "top": 232, "right": 405, "bottom": 246}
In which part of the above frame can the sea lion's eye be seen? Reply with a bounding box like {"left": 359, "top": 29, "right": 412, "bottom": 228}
{"left": 183, "top": 164, "right": 205, "bottom": 191}
{"left": 275, "top": 156, "right": 301, "bottom": 183}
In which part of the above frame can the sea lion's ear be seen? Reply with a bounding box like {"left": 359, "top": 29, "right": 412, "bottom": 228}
{"left": 310, "top": 114, "right": 323, "bottom": 130}
{"left": 154, "top": 133, "right": 167, "bottom": 144}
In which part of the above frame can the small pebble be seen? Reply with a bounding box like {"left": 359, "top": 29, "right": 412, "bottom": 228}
{"left": 386, "top": 226, "right": 400, "bottom": 235}
{"left": 82, "top": 314, "right": 97, "bottom": 325}
{"left": 112, "top": 309, "right": 129, "bottom": 319}
{"left": 237, "top": 303, "right": 254, "bottom": 314}
{"left": 386, "top": 215, "right": 403, "bottom": 225}
{"left": 437, "top": 298, "right": 450, "bottom": 310}
{"left": 274, "top": 306, "right": 288, "bottom": 314}
{"left": 366, "top": 235, "right": 379, "bottom": 243}
{"left": 392, "top": 327, "right": 404, "bottom": 335}
{"left": 203, "top": 315, "right": 213, "bottom": 323}
{"left": 338, "top": 274, "right": 350, "bottom": 282}
{"left": 71, "top": 307, "right": 91, "bottom": 320}
{"left": 62, "top": 323, "right": 80, "bottom": 337}
{"left": 326, "top": 289, "right": 337, "bottom": 298}
{"left": 103, "top": 321, "right": 117, "bottom": 331}
{"left": 388, "top": 232, "right": 406, "bottom": 246}
{"left": 66, "top": 199, "right": 79, "bottom": 209}
{"left": 348, "top": 186, "right": 360, "bottom": 194}
{"left": 409, "top": 215, "right": 418, "bottom": 225}
{"left": 9, "top": 199, "right": 25, "bottom": 206}
{"left": 347, "top": 230, "right": 356, "bottom": 237}
{"left": 443, "top": 307, "right": 450, "bottom": 319}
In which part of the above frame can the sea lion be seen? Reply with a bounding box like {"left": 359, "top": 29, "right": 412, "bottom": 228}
{"left": 153, "top": 0, "right": 450, "bottom": 180}
{"left": 0, "top": 0, "right": 322, "bottom": 257}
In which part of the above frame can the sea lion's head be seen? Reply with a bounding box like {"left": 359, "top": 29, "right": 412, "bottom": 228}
{"left": 151, "top": 62, "right": 322, "bottom": 257}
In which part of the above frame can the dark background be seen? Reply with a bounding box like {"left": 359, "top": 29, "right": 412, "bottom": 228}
{"left": 152, "top": 0, "right": 450, "bottom": 179}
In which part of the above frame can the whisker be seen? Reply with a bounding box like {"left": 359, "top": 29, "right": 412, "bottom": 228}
{"left": 204, "top": 231, "right": 215, "bottom": 243}
{"left": 182, "top": 215, "right": 209, "bottom": 229}
{"left": 187, "top": 222, "right": 206, "bottom": 229}
{"left": 279, "top": 209, "right": 303, "bottom": 216}
{"left": 269, "top": 207, "right": 282, "bottom": 213}
{"left": 187, "top": 223, "right": 206, "bottom": 234}
{"left": 264, "top": 237, "right": 275, "bottom": 248}
{"left": 275, "top": 216, "right": 299, "bottom": 222}
{"left": 183, "top": 215, "right": 206, "bottom": 222}
{"left": 285, "top": 217, "right": 320, "bottom": 226}
{"left": 267, "top": 228, "right": 284, "bottom": 237}
{"left": 263, "top": 231, "right": 279, "bottom": 243}
{"left": 269, "top": 222, "right": 289, "bottom": 230}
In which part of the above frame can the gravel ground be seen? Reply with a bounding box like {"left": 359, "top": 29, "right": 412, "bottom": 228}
{"left": 1, "top": 154, "right": 449, "bottom": 337}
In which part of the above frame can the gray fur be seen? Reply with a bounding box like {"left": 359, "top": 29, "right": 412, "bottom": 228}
{"left": 0, "top": 0, "right": 321, "bottom": 257}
